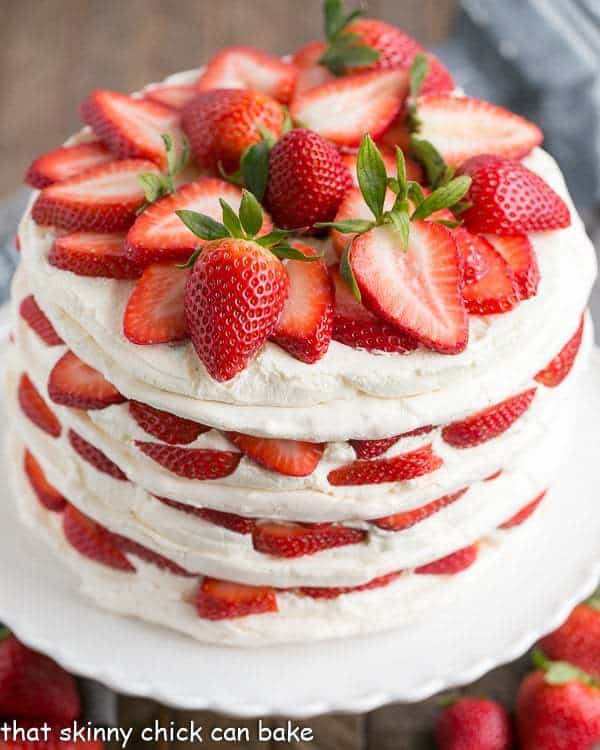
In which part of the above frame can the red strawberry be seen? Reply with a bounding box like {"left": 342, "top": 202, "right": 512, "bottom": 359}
{"left": 19, "top": 295, "right": 64, "bottom": 346}
{"left": 264, "top": 129, "right": 352, "bottom": 229}
{"left": 535, "top": 316, "right": 584, "bottom": 388}
{"left": 452, "top": 227, "right": 490, "bottom": 285}
{"left": 144, "top": 84, "right": 197, "bottom": 111}
{"left": 441, "top": 388, "right": 536, "bottom": 448}
{"left": 24, "top": 141, "right": 114, "bottom": 189}
{"left": 297, "top": 572, "right": 401, "bottom": 599}
{"left": 80, "top": 90, "right": 183, "bottom": 170}
{"left": 0, "top": 632, "right": 81, "bottom": 723}
{"left": 457, "top": 154, "right": 571, "bottom": 234}
{"left": 290, "top": 69, "right": 409, "bottom": 147}
{"left": 182, "top": 89, "right": 284, "bottom": 172}
{"left": 341, "top": 149, "right": 422, "bottom": 190}
{"left": 373, "top": 488, "right": 467, "bottom": 531}
{"left": 196, "top": 46, "right": 298, "bottom": 104}
{"left": 49, "top": 231, "right": 143, "bottom": 279}
{"left": 350, "top": 425, "right": 434, "bottom": 459}
{"left": 485, "top": 234, "right": 540, "bottom": 300}
{"left": 416, "top": 95, "right": 543, "bottom": 164}
{"left": 184, "top": 238, "right": 288, "bottom": 380}
{"left": 420, "top": 53, "right": 455, "bottom": 96}
{"left": 415, "top": 543, "right": 479, "bottom": 574}
{"left": 252, "top": 522, "right": 366, "bottom": 558}
{"left": 330, "top": 266, "right": 418, "bottom": 353}
{"left": 128, "top": 401, "right": 209, "bottom": 445}
{"left": 227, "top": 432, "right": 324, "bottom": 477}
{"left": 350, "top": 221, "right": 468, "bottom": 354}
{"left": 338, "top": 18, "right": 422, "bottom": 72}
{"left": 31, "top": 159, "right": 159, "bottom": 232}
{"left": 48, "top": 350, "right": 125, "bottom": 410}
{"left": 271, "top": 243, "right": 334, "bottom": 363}
{"left": 109, "top": 533, "right": 195, "bottom": 577}
{"left": 68, "top": 430, "right": 127, "bottom": 481}
{"left": 292, "top": 41, "right": 334, "bottom": 96}
{"left": 458, "top": 233, "right": 520, "bottom": 315}
{"left": 135, "top": 441, "right": 241, "bottom": 480}
{"left": 499, "top": 490, "right": 546, "bottom": 529}
{"left": 328, "top": 443, "right": 442, "bottom": 486}
{"left": 18, "top": 374, "right": 61, "bottom": 438}
{"left": 123, "top": 262, "right": 190, "bottom": 345}
{"left": 157, "top": 497, "right": 256, "bottom": 535}
{"left": 63, "top": 504, "right": 134, "bottom": 571}
{"left": 24, "top": 449, "right": 66, "bottom": 512}
{"left": 196, "top": 577, "right": 278, "bottom": 620}
{"left": 126, "top": 178, "right": 269, "bottom": 265}
{"left": 435, "top": 697, "right": 513, "bottom": 750}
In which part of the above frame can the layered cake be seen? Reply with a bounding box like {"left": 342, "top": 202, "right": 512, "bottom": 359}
{"left": 6, "top": 4, "right": 597, "bottom": 645}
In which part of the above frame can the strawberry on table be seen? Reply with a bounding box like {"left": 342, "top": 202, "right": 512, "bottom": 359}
{"left": 48, "top": 350, "right": 126, "bottom": 410}
{"left": 227, "top": 432, "right": 324, "bottom": 477}
{"left": 135, "top": 441, "right": 241, "bottom": 480}
{"left": 435, "top": 697, "right": 513, "bottom": 750}
{"left": 328, "top": 443, "right": 442, "bottom": 486}
{"left": 196, "top": 577, "right": 278, "bottom": 620}
{"left": 63, "top": 504, "right": 134, "bottom": 571}
{"left": 19, "top": 295, "right": 64, "bottom": 346}
{"left": 484, "top": 234, "right": 540, "bottom": 300}
{"left": 415, "top": 543, "right": 479, "bottom": 574}
{"left": 252, "top": 522, "right": 366, "bottom": 558}
{"left": 372, "top": 488, "right": 467, "bottom": 531}
{"left": 18, "top": 374, "right": 62, "bottom": 438}
{"left": 49, "top": 231, "right": 143, "bottom": 279}
{"left": 535, "top": 315, "right": 585, "bottom": 387}
{"left": 129, "top": 401, "right": 209, "bottom": 445}
{"left": 68, "top": 430, "right": 127, "bottom": 481}
{"left": 24, "top": 141, "right": 114, "bottom": 189}
{"left": 24, "top": 449, "right": 67, "bottom": 512}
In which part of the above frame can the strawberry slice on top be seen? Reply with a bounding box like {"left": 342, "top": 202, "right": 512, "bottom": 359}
{"left": 144, "top": 84, "right": 198, "bottom": 111}
{"left": 129, "top": 401, "right": 209, "bottom": 445}
{"left": 47, "top": 350, "right": 126, "bottom": 410}
{"left": 535, "top": 315, "right": 585, "bottom": 388}
{"left": 49, "top": 231, "right": 143, "bottom": 279}
{"left": 227, "top": 432, "right": 325, "bottom": 477}
{"left": 24, "top": 141, "right": 114, "bottom": 189}
{"left": 484, "top": 234, "right": 540, "bottom": 300}
{"left": 328, "top": 443, "right": 443, "bottom": 486}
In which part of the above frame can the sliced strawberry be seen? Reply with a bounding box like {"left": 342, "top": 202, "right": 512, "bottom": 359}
{"left": 31, "top": 159, "right": 159, "bottom": 232}
{"left": 135, "top": 441, "right": 241, "bottom": 480}
{"left": 252, "top": 522, "right": 366, "bottom": 558}
{"left": 331, "top": 186, "right": 396, "bottom": 258}
{"left": 415, "top": 544, "right": 479, "bottom": 574}
{"left": 18, "top": 374, "right": 61, "bottom": 438}
{"left": 25, "top": 141, "right": 114, "bottom": 189}
{"left": 484, "top": 234, "right": 540, "bottom": 300}
{"left": 157, "top": 496, "right": 255, "bottom": 535}
{"left": 535, "top": 315, "right": 584, "bottom": 388}
{"left": 297, "top": 572, "right": 401, "bottom": 599}
{"left": 49, "top": 231, "right": 143, "bottom": 279}
{"left": 416, "top": 95, "right": 543, "bottom": 164}
{"left": 23, "top": 449, "right": 66, "bottom": 512}
{"left": 144, "top": 84, "right": 198, "bottom": 111}
{"left": 63, "top": 504, "right": 134, "bottom": 571}
{"left": 328, "top": 444, "right": 442, "bottom": 486}
{"left": 290, "top": 69, "right": 409, "bottom": 147}
{"left": 196, "top": 46, "right": 297, "bottom": 104}
{"left": 459, "top": 233, "right": 520, "bottom": 315}
{"left": 19, "top": 295, "right": 64, "bottom": 346}
{"left": 109, "top": 533, "right": 195, "bottom": 576}
{"left": 330, "top": 265, "right": 418, "bottom": 353}
{"left": 80, "top": 90, "right": 183, "bottom": 170}
{"left": 291, "top": 41, "right": 334, "bottom": 96}
{"left": 499, "top": 490, "right": 547, "bottom": 529}
{"left": 350, "top": 222, "right": 468, "bottom": 354}
{"left": 68, "top": 429, "right": 127, "bottom": 480}
{"left": 379, "top": 112, "right": 412, "bottom": 152}
{"left": 341, "top": 149, "right": 422, "bottom": 191}
{"left": 485, "top": 469, "right": 503, "bottom": 481}
{"left": 441, "top": 388, "right": 537, "bottom": 448}
{"left": 227, "top": 432, "right": 324, "bottom": 477}
{"left": 271, "top": 243, "right": 333, "bottom": 364}
{"left": 128, "top": 401, "right": 208, "bottom": 445}
{"left": 420, "top": 53, "right": 455, "bottom": 96}
{"left": 196, "top": 577, "right": 278, "bottom": 620}
{"left": 372, "top": 488, "right": 467, "bottom": 531}
{"left": 452, "top": 227, "right": 489, "bottom": 285}
{"left": 48, "top": 350, "right": 125, "bottom": 410}
{"left": 123, "top": 262, "right": 190, "bottom": 345}
{"left": 350, "top": 425, "right": 434, "bottom": 459}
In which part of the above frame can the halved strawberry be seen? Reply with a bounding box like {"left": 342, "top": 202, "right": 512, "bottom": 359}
{"left": 227, "top": 432, "right": 324, "bottom": 477}
{"left": 290, "top": 69, "right": 409, "bottom": 147}
{"left": 420, "top": 53, "right": 455, "bottom": 96}
{"left": 350, "top": 222, "right": 468, "bottom": 354}
{"left": 24, "top": 449, "right": 66, "bottom": 512}
{"left": 372, "top": 488, "right": 467, "bottom": 531}
{"left": 196, "top": 577, "right": 278, "bottom": 620}
{"left": 48, "top": 350, "right": 125, "bottom": 410}
{"left": 24, "top": 142, "right": 114, "bottom": 189}
{"left": 128, "top": 401, "right": 208, "bottom": 445}
{"left": 535, "top": 315, "right": 584, "bottom": 388}
{"left": 291, "top": 41, "right": 334, "bottom": 96}
{"left": 328, "top": 444, "right": 442, "bottom": 486}
{"left": 80, "top": 90, "right": 184, "bottom": 170}
{"left": 415, "top": 543, "right": 479, "bottom": 574}
{"left": 19, "top": 295, "right": 64, "bottom": 346}
{"left": 341, "top": 149, "right": 422, "bottom": 191}
{"left": 68, "top": 430, "right": 127, "bottom": 480}
{"left": 123, "top": 262, "right": 190, "bottom": 345}
{"left": 109, "top": 533, "right": 195, "bottom": 576}
{"left": 484, "top": 234, "right": 540, "bottom": 300}
{"left": 135, "top": 441, "right": 241, "bottom": 480}
{"left": 330, "top": 265, "right": 418, "bottom": 354}
{"left": 49, "top": 231, "right": 143, "bottom": 279}
{"left": 297, "top": 572, "right": 401, "bottom": 599}
{"left": 18, "top": 374, "right": 61, "bottom": 438}
{"left": 350, "top": 425, "right": 434, "bottom": 459}
{"left": 196, "top": 46, "right": 297, "bottom": 104}
{"left": 331, "top": 187, "right": 396, "bottom": 258}
{"left": 415, "top": 95, "right": 543, "bottom": 164}
{"left": 271, "top": 243, "right": 333, "bottom": 364}
{"left": 252, "top": 522, "right": 366, "bottom": 558}
{"left": 499, "top": 490, "right": 547, "bottom": 529}
{"left": 459, "top": 233, "right": 520, "bottom": 315}
{"left": 157, "top": 496, "right": 256, "bottom": 535}
{"left": 441, "top": 388, "right": 537, "bottom": 448}
{"left": 31, "top": 159, "right": 159, "bottom": 232}
{"left": 144, "top": 84, "right": 198, "bottom": 111}
{"left": 485, "top": 469, "right": 503, "bottom": 481}
{"left": 452, "top": 227, "right": 489, "bottom": 285}
{"left": 63, "top": 504, "right": 134, "bottom": 571}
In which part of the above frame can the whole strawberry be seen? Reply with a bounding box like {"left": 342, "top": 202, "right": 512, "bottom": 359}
{"left": 264, "top": 129, "right": 352, "bottom": 229}
{"left": 435, "top": 697, "right": 513, "bottom": 750}
{"left": 0, "top": 630, "right": 81, "bottom": 724}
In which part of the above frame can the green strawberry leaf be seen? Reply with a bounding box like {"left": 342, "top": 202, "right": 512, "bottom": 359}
{"left": 176, "top": 210, "right": 229, "bottom": 241}
{"left": 409, "top": 136, "right": 448, "bottom": 190}
{"left": 256, "top": 228, "right": 295, "bottom": 248}
{"left": 395, "top": 146, "right": 408, "bottom": 201}
{"left": 137, "top": 173, "right": 167, "bottom": 207}
{"left": 409, "top": 53, "right": 429, "bottom": 100}
{"left": 138, "top": 133, "right": 189, "bottom": 212}
{"left": 177, "top": 246, "right": 204, "bottom": 269}
{"left": 219, "top": 199, "right": 245, "bottom": 238}
{"left": 340, "top": 241, "right": 361, "bottom": 301}
{"left": 407, "top": 180, "right": 426, "bottom": 207}
{"left": 388, "top": 209, "right": 410, "bottom": 249}
{"left": 239, "top": 189, "right": 263, "bottom": 237}
{"left": 545, "top": 661, "right": 598, "bottom": 687}
{"left": 323, "top": 0, "right": 347, "bottom": 40}
{"left": 315, "top": 218, "right": 375, "bottom": 233}
{"left": 240, "top": 139, "right": 271, "bottom": 201}
{"left": 357, "top": 134, "right": 388, "bottom": 222}
{"left": 270, "top": 244, "right": 320, "bottom": 261}
{"left": 0, "top": 625, "right": 11, "bottom": 642}
{"left": 411, "top": 175, "right": 471, "bottom": 221}
{"left": 320, "top": 0, "right": 378, "bottom": 75}
{"left": 586, "top": 586, "right": 600, "bottom": 611}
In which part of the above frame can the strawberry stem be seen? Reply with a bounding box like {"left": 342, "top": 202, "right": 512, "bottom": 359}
{"left": 318, "top": 0, "right": 380, "bottom": 76}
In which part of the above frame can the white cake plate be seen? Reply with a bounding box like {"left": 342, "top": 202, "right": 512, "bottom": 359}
{"left": 1, "top": 332, "right": 600, "bottom": 716}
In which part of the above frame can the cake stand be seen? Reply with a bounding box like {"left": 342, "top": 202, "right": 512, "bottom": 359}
{"left": 1, "top": 322, "right": 599, "bottom": 716}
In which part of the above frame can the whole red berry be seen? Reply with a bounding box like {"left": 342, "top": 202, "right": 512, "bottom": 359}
{"left": 539, "top": 599, "right": 600, "bottom": 681}
{"left": 435, "top": 697, "right": 513, "bottom": 750}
